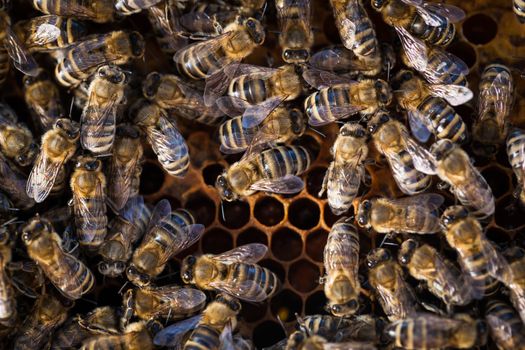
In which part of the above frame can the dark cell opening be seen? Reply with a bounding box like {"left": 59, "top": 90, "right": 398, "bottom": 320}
{"left": 295, "top": 134, "right": 321, "bottom": 160}
{"left": 240, "top": 301, "right": 267, "bottom": 323}
{"left": 259, "top": 259, "right": 286, "bottom": 283}
{"left": 463, "top": 14, "right": 498, "bottom": 45}
{"left": 324, "top": 202, "right": 346, "bottom": 226}
{"left": 289, "top": 198, "right": 321, "bottom": 230}
{"left": 270, "top": 289, "right": 303, "bottom": 323}
{"left": 253, "top": 321, "right": 286, "bottom": 349}
{"left": 495, "top": 195, "right": 525, "bottom": 230}
{"left": 305, "top": 290, "right": 329, "bottom": 315}
{"left": 237, "top": 227, "right": 268, "bottom": 246}
{"left": 219, "top": 200, "right": 250, "bottom": 229}
{"left": 202, "top": 163, "right": 224, "bottom": 187}
{"left": 254, "top": 197, "right": 285, "bottom": 226}
{"left": 139, "top": 161, "right": 165, "bottom": 195}
{"left": 271, "top": 227, "right": 303, "bottom": 261}
{"left": 482, "top": 166, "right": 510, "bottom": 198}
{"left": 201, "top": 228, "right": 233, "bottom": 254}
{"left": 289, "top": 259, "right": 321, "bottom": 293}
{"left": 447, "top": 41, "right": 477, "bottom": 69}
{"left": 306, "top": 229, "right": 328, "bottom": 262}
{"left": 307, "top": 167, "right": 328, "bottom": 197}
{"left": 185, "top": 191, "right": 216, "bottom": 227}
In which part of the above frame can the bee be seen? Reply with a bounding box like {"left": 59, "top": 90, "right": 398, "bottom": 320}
{"left": 431, "top": 139, "right": 495, "bottom": 219}
{"left": 0, "top": 117, "right": 38, "bottom": 168}
{"left": 384, "top": 313, "right": 487, "bottom": 349}
{"left": 218, "top": 107, "right": 306, "bottom": 154}
{"left": 27, "top": 118, "right": 80, "bottom": 203}
{"left": 12, "top": 292, "right": 70, "bottom": 350}
{"left": 23, "top": 69, "right": 65, "bottom": 132}
{"left": 142, "top": 72, "right": 224, "bottom": 126}
{"left": 514, "top": 0, "right": 525, "bottom": 23}
{"left": 367, "top": 110, "right": 437, "bottom": 195}
{"left": 302, "top": 69, "right": 392, "bottom": 126}
{"left": 80, "top": 65, "right": 127, "bottom": 156}
{"left": 106, "top": 124, "right": 143, "bottom": 212}
{"left": 275, "top": 0, "right": 313, "bottom": 63}
{"left": 472, "top": 64, "right": 514, "bottom": 157}
{"left": 115, "top": 0, "right": 163, "bottom": 15}
{"left": 335, "top": 314, "right": 387, "bottom": 344}
{"left": 320, "top": 123, "right": 368, "bottom": 215}
{"left": 126, "top": 199, "right": 204, "bottom": 287}
{"left": 55, "top": 30, "right": 145, "bottom": 88}
{"left": 80, "top": 321, "right": 153, "bottom": 350}
{"left": 366, "top": 248, "right": 417, "bottom": 321}
{"left": 215, "top": 145, "right": 311, "bottom": 201}
{"left": 121, "top": 285, "right": 206, "bottom": 327}
{"left": 181, "top": 243, "right": 280, "bottom": 302}
{"left": 131, "top": 99, "right": 190, "bottom": 177}
{"left": 0, "top": 153, "right": 34, "bottom": 210}
{"left": 14, "top": 15, "right": 86, "bottom": 52}
{"left": 147, "top": 1, "right": 188, "bottom": 56}
{"left": 21, "top": 216, "right": 95, "bottom": 299}
{"left": 32, "top": 0, "right": 114, "bottom": 23}
{"left": 356, "top": 193, "right": 444, "bottom": 235}
{"left": 285, "top": 331, "right": 376, "bottom": 350}
{"left": 500, "top": 247, "right": 525, "bottom": 325}
{"left": 322, "top": 217, "right": 360, "bottom": 317}
{"left": 393, "top": 69, "right": 471, "bottom": 144}
{"left": 398, "top": 238, "right": 472, "bottom": 309}
{"left": 296, "top": 314, "right": 352, "bottom": 341}
{"left": 485, "top": 300, "right": 525, "bottom": 350}
{"left": 506, "top": 128, "right": 525, "bottom": 206}
{"left": 98, "top": 196, "right": 150, "bottom": 277}
{"left": 441, "top": 205, "right": 510, "bottom": 298}
{"left": 0, "top": 226, "right": 15, "bottom": 327}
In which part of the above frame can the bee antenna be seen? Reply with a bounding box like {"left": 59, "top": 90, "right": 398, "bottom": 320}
{"left": 276, "top": 315, "right": 288, "bottom": 337}
{"left": 387, "top": 62, "right": 391, "bottom": 82}
{"left": 257, "top": 1, "right": 268, "bottom": 20}
{"left": 308, "top": 127, "right": 325, "bottom": 138}
{"left": 118, "top": 281, "right": 129, "bottom": 295}
{"left": 379, "top": 234, "right": 389, "bottom": 248}
{"left": 69, "top": 97, "right": 75, "bottom": 117}
{"left": 80, "top": 297, "right": 98, "bottom": 306}
{"left": 295, "top": 313, "right": 309, "bottom": 335}
{"left": 220, "top": 201, "right": 226, "bottom": 222}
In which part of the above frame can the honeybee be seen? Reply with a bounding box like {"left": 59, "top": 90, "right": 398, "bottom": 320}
{"left": 107, "top": 124, "right": 143, "bottom": 212}
{"left": 219, "top": 107, "right": 305, "bottom": 154}
{"left": 398, "top": 238, "right": 472, "bottom": 308}
{"left": 115, "top": 0, "right": 163, "bottom": 15}
{"left": 0, "top": 226, "right": 15, "bottom": 327}
{"left": 285, "top": 331, "right": 376, "bottom": 350}
{"left": 142, "top": 72, "right": 224, "bottom": 126}
{"left": 55, "top": 31, "right": 145, "bottom": 88}
{"left": 507, "top": 128, "right": 525, "bottom": 206}
{"left": 80, "top": 65, "right": 127, "bottom": 156}
{"left": 15, "top": 15, "right": 86, "bottom": 52}
{"left": 485, "top": 300, "right": 525, "bottom": 350}
{"left": 27, "top": 118, "right": 80, "bottom": 203}
{"left": 368, "top": 110, "right": 437, "bottom": 195}
{"left": 0, "top": 153, "right": 34, "bottom": 210}
{"left": 98, "top": 196, "right": 150, "bottom": 277}
{"left": 146, "top": 1, "right": 188, "bottom": 56}
{"left": 322, "top": 217, "right": 360, "bottom": 317}
{"left": 0, "top": 109, "right": 38, "bottom": 167}
{"left": 473, "top": 64, "right": 514, "bottom": 157}
{"left": 181, "top": 243, "right": 280, "bottom": 302}
{"left": 130, "top": 99, "right": 190, "bottom": 177}
{"left": 501, "top": 247, "right": 525, "bottom": 325}
{"left": 127, "top": 199, "right": 204, "bottom": 287}
{"left": 441, "top": 205, "right": 510, "bottom": 298}
{"left": 32, "top": 0, "right": 114, "bottom": 23}
{"left": 431, "top": 139, "right": 495, "bottom": 219}
{"left": 12, "top": 291, "right": 70, "bottom": 350}
{"left": 215, "top": 145, "right": 311, "bottom": 201}
{"left": 356, "top": 194, "right": 444, "bottom": 235}
{"left": 303, "top": 69, "right": 392, "bottom": 126}
{"left": 366, "top": 248, "right": 417, "bottom": 321}
{"left": 70, "top": 155, "right": 107, "bottom": 250}
{"left": 23, "top": 69, "right": 65, "bottom": 132}
{"left": 80, "top": 321, "right": 153, "bottom": 350}
{"left": 296, "top": 314, "right": 352, "bottom": 341}
{"left": 393, "top": 69, "right": 471, "bottom": 144}
{"left": 514, "top": 0, "right": 525, "bottom": 23}
{"left": 275, "top": 0, "right": 313, "bottom": 63}
{"left": 384, "top": 313, "right": 487, "bottom": 349}
{"left": 335, "top": 314, "right": 387, "bottom": 344}
{"left": 21, "top": 216, "right": 95, "bottom": 299}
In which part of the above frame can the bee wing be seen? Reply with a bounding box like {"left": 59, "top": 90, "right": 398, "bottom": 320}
{"left": 173, "top": 30, "right": 234, "bottom": 67}
{"left": 26, "top": 152, "right": 65, "bottom": 203}
{"left": 302, "top": 67, "right": 358, "bottom": 89}
{"left": 52, "top": 253, "right": 92, "bottom": 300}
{"left": 375, "top": 276, "right": 415, "bottom": 320}
{"left": 250, "top": 174, "right": 305, "bottom": 194}
{"left": 147, "top": 3, "right": 188, "bottom": 51}
{"left": 72, "top": 174, "right": 106, "bottom": 244}
{"left": 153, "top": 315, "right": 202, "bottom": 346}
{"left": 389, "top": 193, "right": 444, "bottom": 211}
{"left": 243, "top": 112, "right": 293, "bottom": 155}
{"left": 216, "top": 96, "right": 252, "bottom": 117}
{"left": 178, "top": 11, "right": 220, "bottom": 36}
{"left": 323, "top": 342, "right": 377, "bottom": 350}
{"left": 395, "top": 26, "right": 428, "bottom": 72}
{"left": 329, "top": 160, "right": 364, "bottom": 204}
{"left": 480, "top": 71, "right": 513, "bottom": 127}
{"left": 28, "top": 22, "right": 61, "bottom": 46}
{"left": 401, "top": 129, "right": 437, "bottom": 174}
{"left": 5, "top": 26, "right": 39, "bottom": 76}
{"left": 407, "top": 109, "right": 432, "bottom": 143}
{"left": 209, "top": 279, "right": 269, "bottom": 302}
{"left": 118, "top": 195, "right": 146, "bottom": 223}
{"left": 149, "top": 286, "right": 207, "bottom": 314}
{"left": 481, "top": 240, "right": 513, "bottom": 285}
{"left": 422, "top": 2, "right": 466, "bottom": 23}
{"left": 428, "top": 84, "right": 473, "bottom": 106}
{"left": 324, "top": 218, "right": 359, "bottom": 273}
{"left": 309, "top": 105, "right": 366, "bottom": 126}
{"left": 147, "top": 116, "right": 189, "bottom": 175}
{"left": 110, "top": 147, "right": 141, "bottom": 211}
{"left": 383, "top": 149, "right": 429, "bottom": 195}
{"left": 223, "top": 63, "right": 277, "bottom": 80}
{"left": 212, "top": 243, "right": 268, "bottom": 264}
{"left": 219, "top": 322, "right": 235, "bottom": 350}
{"left": 204, "top": 67, "right": 230, "bottom": 107}
{"left": 242, "top": 96, "right": 285, "bottom": 129}
{"left": 144, "top": 199, "right": 172, "bottom": 237}
{"left": 178, "top": 224, "right": 205, "bottom": 252}
{"left": 311, "top": 47, "right": 369, "bottom": 72}
{"left": 422, "top": 49, "right": 469, "bottom": 85}
{"left": 80, "top": 88, "right": 119, "bottom": 151}
{"left": 276, "top": 0, "right": 311, "bottom": 31}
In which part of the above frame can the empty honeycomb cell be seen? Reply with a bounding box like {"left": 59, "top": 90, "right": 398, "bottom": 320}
{"left": 289, "top": 198, "right": 321, "bottom": 230}
{"left": 305, "top": 290, "right": 328, "bottom": 315}
{"left": 306, "top": 167, "right": 328, "bottom": 197}
{"left": 448, "top": 40, "right": 477, "bottom": 69}
{"left": 482, "top": 166, "right": 510, "bottom": 198}
{"left": 201, "top": 228, "right": 233, "bottom": 254}
{"left": 486, "top": 227, "right": 510, "bottom": 244}
{"left": 139, "top": 161, "right": 165, "bottom": 195}
{"left": 159, "top": 195, "right": 181, "bottom": 211}
{"left": 270, "top": 289, "right": 303, "bottom": 323}
{"left": 305, "top": 229, "right": 328, "bottom": 262}
{"left": 254, "top": 197, "right": 285, "bottom": 226}
{"left": 289, "top": 259, "right": 321, "bottom": 293}
{"left": 495, "top": 195, "right": 524, "bottom": 230}
{"left": 202, "top": 163, "right": 224, "bottom": 186}
{"left": 271, "top": 228, "right": 303, "bottom": 261}
{"left": 219, "top": 200, "right": 250, "bottom": 229}
{"left": 185, "top": 191, "right": 216, "bottom": 227}
{"left": 259, "top": 259, "right": 287, "bottom": 284}
{"left": 237, "top": 227, "right": 268, "bottom": 246}
{"left": 323, "top": 202, "right": 344, "bottom": 226}
{"left": 462, "top": 14, "right": 498, "bottom": 45}
{"left": 253, "top": 321, "right": 286, "bottom": 349}
{"left": 240, "top": 301, "right": 268, "bottom": 323}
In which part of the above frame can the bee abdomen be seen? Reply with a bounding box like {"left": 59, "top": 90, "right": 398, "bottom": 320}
{"left": 257, "top": 145, "right": 311, "bottom": 179}
{"left": 75, "top": 198, "right": 108, "bottom": 248}
{"left": 81, "top": 111, "right": 116, "bottom": 155}
{"left": 305, "top": 86, "right": 353, "bottom": 125}
{"left": 463, "top": 251, "right": 499, "bottom": 297}
{"left": 176, "top": 44, "right": 225, "bottom": 80}
{"left": 60, "top": 262, "right": 95, "bottom": 299}
{"left": 353, "top": 18, "right": 379, "bottom": 57}
{"left": 507, "top": 128, "right": 525, "bottom": 177}
{"left": 0, "top": 45, "right": 9, "bottom": 86}
{"left": 219, "top": 117, "right": 252, "bottom": 153}
{"left": 327, "top": 166, "right": 360, "bottom": 214}
{"left": 420, "top": 96, "right": 467, "bottom": 143}
{"left": 55, "top": 57, "right": 85, "bottom": 88}
{"left": 395, "top": 150, "right": 431, "bottom": 194}
{"left": 184, "top": 324, "right": 221, "bottom": 350}
{"left": 514, "top": 0, "right": 525, "bottom": 22}
{"left": 229, "top": 263, "right": 280, "bottom": 299}
{"left": 411, "top": 14, "right": 455, "bottom": 47}
{"left": 229, "top": 76, "right": 267, "bottom": 104}
{"left": 427, "top": 54, "right": 467, "bottom": 86}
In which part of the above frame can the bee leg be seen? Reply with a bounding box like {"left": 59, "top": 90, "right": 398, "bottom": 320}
{"left": 363, "top": 157, "right": 384, "bottom": 168}
{"left": 318, "top": 165, "right": 331, "bottom": 197}
{"left": 10, "top": 276, "right": 39, "bottom": 298}
{"left": 120, "top": 289, "right": 134, "bottom": 330}
{"left": 146, "top": 319, "right": 163, "bottom": 336}
{"left": 436, "top": 181, "right": 449, "bottom": 191}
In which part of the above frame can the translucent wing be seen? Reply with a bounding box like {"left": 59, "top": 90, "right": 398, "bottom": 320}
{"left": 375, "top": 274, "right": 415, "bottom": 320}
{"left": 213, "top": 243, "right": 268, "bottom": 263}
{"left": 147, "top": 116, "right": 188, "bottom": 175}
{"left": 242, "top": 97, "right": 285, "bottom": 129}
{"left": 302, "top": 67, "right": 357, "bottom": 89}
{"left": 219, "top": 321, "right": 235, "bottom": 350}
{"left": 387, "top": 193, "right": 444, "bottom": 211}
{"left": 178, "top": 224, "right": 205, "bottom": 252}
{"left": 331, "top": 1, "right": 356, "bottom": 50}
{"left": 28, "top": 22, "right": 61, "bottom": 46}
{"left": 118, "top": 196, "right": 146, "bottom": 223}
{"left": 323, "top": 342, "right": 377, "bottom": 350}
{"left": 480, "top": 71, "right": 513, "bottom": 127}
{"left": 109, "top": 142, "right": 142, "bottom": 211}
{"left": 384, "top": 149, "right": 430, "bottom": 195}
{"left": 245, "top": 111, "right": 293, "bottom": 154}
{"left": 209, "top": 278, "right": 269, "bottom": 302}
{"left": 5, "top": 26, "right": 38, "bottom": 76}
{"left": 72, "top": 174, "right": 105, "bottom": 245}
{"left": 204, "top": 67, "right": 229, "bottom": 107}
{"left": 217, "top": 96, "right": 251, "bottom": 117}
{"left": 173, "top": 30, "right": 234, "bottom": 68}
{"left": 324, "top": 219, "right": 359, "bottom": 273}
{"left": 147, "top": 2, "right": 188, "bottom": 51}
{"left": 223, "top": 63, "right": 277, "bottom": 80}
{"left": 144, "top": 199, "right": 172, "bottom": 237}
{"left": 308, "top": 104, "right": 366, "bottom": 126}
{"left": 153, "top": 315, "right": 202, "bottom": 346}
{"left": 407, "top": 109, "right": 432, "bottom": 143}
{"left": 276, "top": 0, "right": 311, "bottom": 33}
{"left": 310, "top": 47, "right": 365, "bottom": 72}
{"left": 26, "top": 152, "right": 65, "bottom": 203}
{"left": 250, "top": 174, "right": 305, "bottom": 194}
{"left": 482, "top": 240, "right": 513, "bottom": 285}
{"left": 80, "top": 87, "right": 119, "bottom": 152}
{"left": 178, "top": 11, "right": 220, "bottom": 36}
{"left": 147, "top": 286, "right": 206, "bottom": 315}
{"left": 428, "top": 84, "right": 473, "bottom": 106}
{"left": 327, "top": 160, "right": 364, "bottom": 208}
{"left": 401, "top": 128, "right": 437, "bottom": 174}
{"left": 421, "top": 49, "right": 469, "bottom": 85}
{"left": 423, "top": 3, "right": 466, "bottom": 23}
{"left": 51, "top": 252, "right": 91, "bottom": 300}
{"left": 395, "top": 26, "right": 428, "bottom": 72}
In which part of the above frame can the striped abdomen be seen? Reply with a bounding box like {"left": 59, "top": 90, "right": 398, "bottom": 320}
{"left": 219, "top": 116, "right": 255, "bottom": 153}
{"left": 81, "top": 335, "right": 134, "bottom": 350}
{"left": 515, "top": 0, "right": 525, "bottom": 23}
{"left": 254, "top": 145, "right": 311, "bottom": 180}
{"left": 50, "top": 167, "right": 67, "bottom": 197}
{"left": 228, "top": 75, "right": 268, "bottom": 104}
{"left": 302, "top": 315, "right": 348, "bottom": 339}
{"left": 460, "top": 250, "right": 499, "bottom": 297}
{"left": 410, "top": 14, "right": 455, "bottom": 47}
{"left": 55, "top": 43, "right": 105, "bottom": 87}
{"left": 147, "top": 118, "right": 189, "bottom": 177}
{"left": 116, "top": 0, "right": 161, "bottom": 14}
{"left": 304, "top": 85, "right": 355, "bottom": 125}
{"left": 147, "top": 4, "right": 187, "bottom": 55}
{"left": 486, "top": 301, "right": 525, "bottom": 349}
{"left": 325, "top": 221, "right": 359, "bottom": 274}
{"left": 390, "top": 150, "right": 431, "bottom": 195}
{"left": 0, "top": 43, "right": 9, "bottom": 86}
{"left": 47, "top": 253, "right": 95, "bottom": 299}
{"left": 175, "top": 42, "right": 229, "bottom": 80}
{"left": 81, "top": 107, "right": 116, "bottom": 156}
{"left": 219, "top": 262, "right": 280, "bottom": 300}
{"left": 74, "top": 194, "right": 108, "bottom": 249}
{"left": 326, "top": 163, "right": 361, "bottom": 214}
{"left": 418, "top": 96, "right": 467, "bottom": 143}
{"left": 507, "top": 128, "right": 525, "bottom": 183}
{"left": 184, "top": 324, "right": 221, "bottom": 350}
{"left": 480, "top": 64, "right": 512, "bottom": 110}
{"left": 427, "top": 52, "right": 468, "bottom": 86}
{"left": 0, "top": 270, "right": 15, "bottom": 326}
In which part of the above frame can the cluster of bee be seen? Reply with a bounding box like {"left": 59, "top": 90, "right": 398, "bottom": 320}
{"left": 0, "top": 0, "right": 521, "bottom": 349}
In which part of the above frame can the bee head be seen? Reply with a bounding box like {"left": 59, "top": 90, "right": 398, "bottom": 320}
{"left": 244, "top": 17, "right": 265, "bottom": 45}
{"left": 142, "top": 72, "right": 162, "bottom": 100}
{"left": 98, "top": 261, "right": 126, "bottom": 277}
{"left": 55, "top": 119, "right": 80, "bottom": 140}
{"left": 430, "top": 139, "right": 455, "bottom": 161}
{"left": 290, "top": 109, "right": 306, "bottom": 136}
{"left": 128, "top": 31, "right": 145, "bottom": 58}
{"left": 181, "top": 255, "right": 197, "bottom": 284}
{"left": 215, "top": 293, "right": 241, "bottom": 313}
{"left": 374, "top": 79, "right": 392, "bottom": 106}
{"left": 441, "top": 205, "right": 469, "bottom": 228}
{"left": 398, "top": 239, "right": 419, "bottom": 266}
{"left": 283, "top": 49, "right": 310, "bottom": 64}
{"left": 17, "top": 142, "right": 38, "bottom": 167}
{"left": 341, "top": 123, "right": 367, "bottom": 138}
{"left": 23, "top": 68, "right": 48, "bottom": 86}
{"left": 216, "top": 174, "right": 236, "bottom": 202}
{"left": 329, "top": 299, "right": 359, "bottom": 317}
{"left": 21, "top": 216, "right": 53, "bottom": 243}
{"left": 366, "top": 248, "right": 391, "bottom": 268}
{"left": 287, "top": 331, "right": 306, "bottom": 347}
{"left": 76, "top": 156, "right": 102, "bottom": 172}
{"left": 391, "top": 69, "right": 414, "bottom": 90}
{"left": 356, "top": 199, "right": 372, "bottom": 228}
{"left": 126, "top": 264, "right": 151, "bottom": 287}
{"left": 367, "top": 111, "right": 390, "bottom": 135}
{"left": 97, "top": 65, "right": 126, "bottom": 84}
{"left": 371, "top": 0, "right": 386, "bottom": 10}
{"left": 116, "top": 124, "right": 140, "bottom": 139}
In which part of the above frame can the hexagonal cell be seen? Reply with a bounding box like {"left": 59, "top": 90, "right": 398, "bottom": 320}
{"left": 324, "top": 202, "right": 344, "bottom": 226}
{"left": 201, "top": 228, "right": 233, "bottom": 254}
{"left": 271, "top": 227, "right": 303, "bottom": 261}
{"left": 289, "top": 198, "right": 321, "bottom": 230}
{"left": 305, "top": 290, "right": 328, "bottom": 315}
{"left": 202, "top": 163, "right": 224, "bottom": 187}
{"left": 447, "top": 41, "right": 477, "bottom": 69}
{"left": 185, "top": 191, "right": 216, "bottom": 227}
{"left": 253, "top": 321, "right": 286, "bottom": 349}
{"left": 495, "top": 195, "right": 524, "bottom": 230}
{"left": 306, "top": 167, "right": 328, "bottom": 198}
{"left": 289, "top": 259, "right": 321, "bottom": 293}
{"left": 463, "top": 14, "right": 498, "bottom": 45}
{"left": 240, "top": 301, "right": 267, "bottom": 323}
{"left": 139, "top": 161, "right": 165, "bottom": 195}
{"left": 270, "top": 289, "right": 303, "bottom": 323}
{"left": 254, "top": 197, "right": 285, "bottom": 226}
{"left": 306, "top": 229, "right": 328, "bottom": 263}
{"left": 259, "top": 259, "right": 286, "bottom": 284}
{"left": 295, "top": 134, "right": 321, "bottom": 160}
{"left": 219, "top": 200, "right": 250, "bottom": 229}
{"left": 237, "top": 227, "right": 268, "bottom": 246}
{"left": 486, "top": 227, "right": 510, "bottom": 244}
{"left": 481, "top": 166, "right": 510, "bottom": 198}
